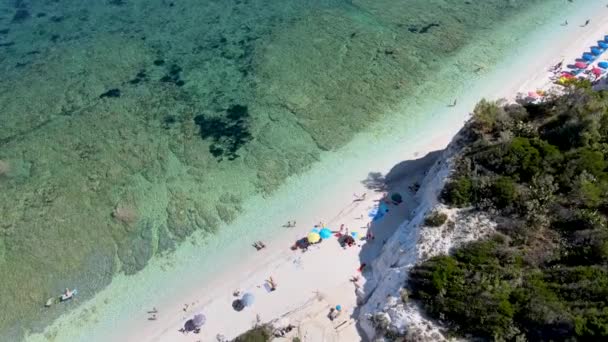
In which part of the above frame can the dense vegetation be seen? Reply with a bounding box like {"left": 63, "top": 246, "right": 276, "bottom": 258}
{"left": 232, "top": 325, "right": 273, "bottom": 342}
{"left": 410, "top": 83, "right": 608, "bottom": 341}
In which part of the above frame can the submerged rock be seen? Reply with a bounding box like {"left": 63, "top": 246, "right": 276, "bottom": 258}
{"left": 12, "top": 9, "right": 30, "bottom": 23}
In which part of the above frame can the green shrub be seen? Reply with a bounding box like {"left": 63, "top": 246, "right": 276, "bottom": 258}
{"left": 442, "top": 177, "right": 473, "bottom": 207}
{"left": 470, "top": 99, "right": 503, "bottom": 134}
{"left": 410, "top": 240, "right": 520, "bottom": 339}
{"left": 502, "top": 137, "right": 542, "bottom": 181}
{"left": 490, "top": 177, "right": 517, "bottom": 209}
{"left": 424, "top": 211, "right": 448, "bottom": 227}
{"left": 233, "top": 325, "right": 272, "bottom": 342}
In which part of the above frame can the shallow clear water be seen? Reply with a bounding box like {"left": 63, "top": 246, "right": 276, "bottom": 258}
{"left": 0, "top": 0, "right": 564, "bottom": 339}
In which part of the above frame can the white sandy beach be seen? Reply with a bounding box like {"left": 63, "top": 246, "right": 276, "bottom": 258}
{"left": 26, "top": 3, "right": 608, "bottom": 342}
{"left": 119, "top": 6, "right": 608, "bottom": 342}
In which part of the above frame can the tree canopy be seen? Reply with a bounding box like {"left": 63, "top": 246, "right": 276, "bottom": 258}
{"left": 414, "top": 85, "right": 608, "bottom": 340}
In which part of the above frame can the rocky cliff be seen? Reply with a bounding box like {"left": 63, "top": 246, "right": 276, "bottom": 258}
{"left": 356, "top": 131, "right": 496, "bottom": 341}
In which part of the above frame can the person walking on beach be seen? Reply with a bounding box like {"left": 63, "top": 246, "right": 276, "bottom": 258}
{"left": 582, "top": 19, "right": 590, "bottom": 27}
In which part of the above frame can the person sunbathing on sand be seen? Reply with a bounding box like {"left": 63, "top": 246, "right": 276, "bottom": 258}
{"left": 353, "top": 193, "right": 366, "bottom": 202}
{"left": 283, "top": 220, "right": 296, "bottom": 228}
{"left": 266, "top": 277, "right": 277, "bottom": 291}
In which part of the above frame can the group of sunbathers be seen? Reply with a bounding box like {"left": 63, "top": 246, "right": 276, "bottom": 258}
{"left": 273, "top": 324, "right": 295, "bottom": 337}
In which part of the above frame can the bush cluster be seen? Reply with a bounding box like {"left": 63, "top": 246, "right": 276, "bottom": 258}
{"left": 424, "top": 211, "right": 448, "bottom": 227}
{"left": 233, "top": 325, "right": 272, "bottom": 342}
{"left": 412, "top": 86, "right": 608, "bottom": 340}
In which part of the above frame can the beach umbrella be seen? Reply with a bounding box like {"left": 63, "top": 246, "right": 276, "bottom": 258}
{"left": 241, "top": 293, "right": 255, "bottom": 307}
{"left": 184, "top": 319, "right": 197, "bottom": 331}
{"left": 592, "top": 67, "right": 602, "bottom": 76}
{"left": 307, "top": 232, "right": 321, "bottom": 243}
{"left": 192, "top": 313, "right": 206, "bottom": 328}
{"left": 592, "top": 47, "right": 602, "bottom": 56}
{"left": 391, "top": 193, "right": 403, "bottom": 204}
{"left": 600, "top": 42, "right": 608, "bottom": 49}
{"left": 599, "top": 61, "right": 608, "bottom": 69}
{"left": 574, "top": 61, "right": 588, "bottom": 69}
{"left": 232, "top": 299, "right": 245, "bottom": 311}
{"left": 605, "top": 35, "right": 608, "bottom": 42}
{"left": 583, "top": 54, "right": 594, "bottom": 62}
{"left": 319, "top": 228, "right": 332, "bottom": 239}
{"left": 336, "top": 305, "right": 342, "bottom": 311}
{"left": 350, "top": 231, "right": 359, "bottom": 239}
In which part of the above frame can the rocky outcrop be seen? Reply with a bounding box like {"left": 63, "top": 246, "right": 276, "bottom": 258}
{"left": 356, "top": 132, "right": 496, "bottom": 341}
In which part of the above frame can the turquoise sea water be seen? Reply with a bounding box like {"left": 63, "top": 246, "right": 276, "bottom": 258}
{"left": 0, "top": 0, "right": 578, "bottom": 339}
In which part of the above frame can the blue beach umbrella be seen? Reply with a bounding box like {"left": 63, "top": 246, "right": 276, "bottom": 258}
{"left": 599, "top": 61, "right": 608, "bottom": 69}
{"left": 241, "top": 293, "right": 255, "bottom": 307}
{"left": 583, "top": 53, "right": 594, "bottom": 61}
{"left": 592, "top": 47, "right": 602, "bottom": 56}
{"left": 600, "top": 42, "right": 608, "bottom": 49}
{"left": 319, "top": 228, "right": 332, "bottom": 239}
{"left": 193, "top": 313, "right": 206, "bottom": 328}
{"left": 605, "top": 35, "right": 608, "bottom": 42}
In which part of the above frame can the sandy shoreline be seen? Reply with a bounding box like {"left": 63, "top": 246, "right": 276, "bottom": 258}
{"left": 27, "top": 2, "right": 608, "bottom": 342}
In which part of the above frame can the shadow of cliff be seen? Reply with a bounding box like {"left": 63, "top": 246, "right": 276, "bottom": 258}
{"left": 351, "top": 150, "right": 443, "bottom": 341}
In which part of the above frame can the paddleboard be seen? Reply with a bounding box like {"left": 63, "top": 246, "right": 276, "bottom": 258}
{"left": 60, "top": 288, "right": 77, "bottom": 302}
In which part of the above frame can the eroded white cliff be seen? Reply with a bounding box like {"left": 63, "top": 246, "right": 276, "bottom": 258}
{"left": 357, "top": 133, "right": 496, "bottom": 341}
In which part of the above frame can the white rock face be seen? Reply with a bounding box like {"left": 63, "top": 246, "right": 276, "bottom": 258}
{"left": 356, "top": 133, "right": 495, "bottom": 341}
